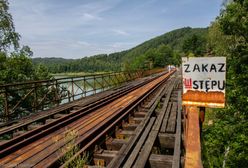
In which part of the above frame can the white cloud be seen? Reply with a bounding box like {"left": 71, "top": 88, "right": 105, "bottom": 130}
{"left": 109, "top": 42, "right": 136, "bottom": 48}
{"left": 82, "top": 13, "right": 102, "bottom": 21}
{"left": 77, "top": 41, "right": 92, "bottom": 47}
{"left": 111, "top": 29, "right": 130, "bottom": 36}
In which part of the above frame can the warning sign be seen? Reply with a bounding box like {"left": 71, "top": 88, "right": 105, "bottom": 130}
{"left": 182, "top": 57, "right": 226, "bottom": 108}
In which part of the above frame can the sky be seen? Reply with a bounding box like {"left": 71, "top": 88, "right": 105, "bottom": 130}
{"left": 9, "top": 0, "right": 223, "bottom": 59}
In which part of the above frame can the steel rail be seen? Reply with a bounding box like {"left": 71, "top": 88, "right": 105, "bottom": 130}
{"left": 0, "top": 77, "right": 147, "bottom": 135}
{"left": 0, "top": 71, "right": 171, "bottom": 158}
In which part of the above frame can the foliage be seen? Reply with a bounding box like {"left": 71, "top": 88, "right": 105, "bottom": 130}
{"left": 202, "top": 0, "right": 248, "bottom": 167}
{"left": 182, "top": 34, "right": 207, "bottom": 56}
{"left": 128, "top": 44, "right": 178, "bottom": 70}
{"left": 0, "top": 0, "right": 20, "bottom": 51}
{"left": 33, "top": 54, "right": 122, "bottom": 73}
{"left": 0, "top": 0, "right": 52, "bottom": 121}
{"left": 123, "top": 27, "right": 207, "bottom": 61}
{"left": 0, "top": 0, "right": 51, "bottom": 84}
{"left": 207, "top": 22, "right": 233, "bottom": 56}
{"left": 0, "top": 46, "right": 51, "bottom": 85}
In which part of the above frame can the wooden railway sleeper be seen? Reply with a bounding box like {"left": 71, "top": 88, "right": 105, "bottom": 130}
{"left": 108, "top": 77, "right": 175, "bottom": 168}
{"left": 91, "top": 82, "right": 169, "bottom": 167}
{"left": 62, "top": 71, "right": 175, "bottom": 167}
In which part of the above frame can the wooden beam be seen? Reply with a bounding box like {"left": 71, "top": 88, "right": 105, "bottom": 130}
{"left": 185, "top": 106, "right": 203, "bottom": 168}
{"left": 158, "top": 133, "right": 175, "bottom": 149}
{"left": 94, "top": 150, "right": 118, "bottom": 166}
{"left": 106, "top": 138, "right": 127, "bottom": 151}
{"left": 123, "top": 117, "right": 156, "bottom": 168}
{"left": 166, "top": 102, "right": 178, "bottom": 133}
{"left": 133, "top": 81, "right": 175, "bottom": 168}
{"left": 149, "top": 154, "right": 173, "bottom": 167}
{"left": 160, "top": 102, "right": 172, "bottom": 133}
{"left": 172, "top": 91, "right": 182, "bottom": 168}
{"left": 149, "top": 154, "right": 185, "bottom": 168}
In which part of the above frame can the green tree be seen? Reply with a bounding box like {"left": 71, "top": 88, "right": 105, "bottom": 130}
{"left": 0, "top": 0, "right": 52, "bottom": 121}
{"left": 0, "top": 0, "right": 20, "bottom": 51}
{"left": 155, "top": 44, "right": 174, "bottom": 67}
{"left": 182, "top": 34, "right": 207, "bottom": 56}
{"left": 0, "top": 1, "right": 50, "bottom": 83}
{"left": 207, "top": 21, "right": 233, "bottom": 56}
{"left": 203, "top": 1, "right": 248, "bottom": 167}
{"left": 219, "top": 0, "right": 248, "bottom": 120}
{"left": 35, "top": 64, "right": 51, "bottom": 80}
{"left": 172, "top": 51, "right": 181, "bottom": 66}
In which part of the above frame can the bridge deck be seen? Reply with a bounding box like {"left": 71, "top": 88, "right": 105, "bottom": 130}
{"left": 0, "top": 70, "right": 188, "bottom": 168}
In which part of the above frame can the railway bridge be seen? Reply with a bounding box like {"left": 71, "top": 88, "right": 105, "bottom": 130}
{"left": 0, "top": 69, "right": 201, "bottom": 168}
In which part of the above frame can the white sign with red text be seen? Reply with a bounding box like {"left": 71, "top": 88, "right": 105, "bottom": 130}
{"left": 182, "top": 57, "right": 226, "bottom": 108}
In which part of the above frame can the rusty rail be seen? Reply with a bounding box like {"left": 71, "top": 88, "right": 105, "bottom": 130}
{"left": 0, "top": 69, "right": 165, "bottom": 122}
{"left": 0, "top": 71, "right": 166, "bottom": 152}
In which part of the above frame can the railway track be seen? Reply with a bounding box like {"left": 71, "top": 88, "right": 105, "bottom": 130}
{"left": 0, "top": 73, "right": 152, "bottom": 130}
{"left": 108, "top": 73, "right": 183, "bottom": 168}
{"left": 0, "top": 71, "right": 164, "bottom": 141}
{"left": 0, "top": 70, "right": 176, "bottom": 168}
{"left": 63, "top": 71, "right": 183, "bottom": 168}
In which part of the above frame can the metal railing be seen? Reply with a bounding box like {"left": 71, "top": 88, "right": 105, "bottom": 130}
{"left": 0, "top": 69, "right": 165, "bottom": 122}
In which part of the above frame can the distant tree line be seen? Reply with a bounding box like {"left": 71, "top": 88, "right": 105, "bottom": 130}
{"left": 33, "top": 53, "right": 124, "bottom": 73}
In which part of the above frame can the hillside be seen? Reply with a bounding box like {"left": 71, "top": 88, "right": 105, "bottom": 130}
{"left": 32, "top": 57, "right": 74, "bottom": 65}
{"left": 33, "top": 27, "right": 208, "bottom": 73}
{"left": 123, "top": 27, "right": 207, "bottom": 61}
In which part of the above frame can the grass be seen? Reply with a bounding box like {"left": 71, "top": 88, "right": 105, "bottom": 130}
{"left": 157, "top": 101, "right": 162, "bottom": 109}
{"left": 59, "top": 129, "right": 89, "bottom": 168}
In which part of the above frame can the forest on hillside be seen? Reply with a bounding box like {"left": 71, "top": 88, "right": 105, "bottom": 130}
{"left": 33, "top": 27, "right": 208, "bottom": 73}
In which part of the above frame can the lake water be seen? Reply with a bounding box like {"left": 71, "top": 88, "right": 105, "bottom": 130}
{"left": 53, "top": 75, "right": 111, "bottom": 104}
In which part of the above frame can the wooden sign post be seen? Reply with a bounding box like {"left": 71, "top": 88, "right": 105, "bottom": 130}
{"left": 182, "top": 57, "right": 226, "bottom": 168}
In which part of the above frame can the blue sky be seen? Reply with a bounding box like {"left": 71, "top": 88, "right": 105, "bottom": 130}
{"left": 9, "top": 0, "right": 223, "bottom": 59}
